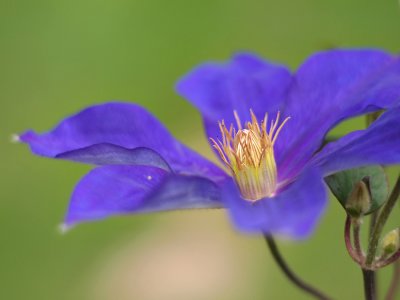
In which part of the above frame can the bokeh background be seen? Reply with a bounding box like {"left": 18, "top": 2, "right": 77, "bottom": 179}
{"left": 2, "top": 0, "right": 400, "bottom": 299}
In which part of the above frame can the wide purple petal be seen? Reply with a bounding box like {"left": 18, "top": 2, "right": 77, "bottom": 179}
{"left": 56, "top": 143, "right": 171, "bottom": 171}
{"left": 222, "top": 168, "right": 327, "bottom": 239}
{"left": 64, "top": 165, "right": 222, "bottom": 227}
{"left": 277, "top": 49, "right": 400, "bottom": 180}
{"left": 20, "top": 102, "right": 225, "bottom": 181}
{"left": 176, "top": 53, "right": 292, "bottom": 142}
{"left": 311, "top": 107, "right": 400, "bottom": 175}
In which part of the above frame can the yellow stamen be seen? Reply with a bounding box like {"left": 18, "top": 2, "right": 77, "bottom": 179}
{"left": 211, "top": 110, "right": 290, "bottom": 201}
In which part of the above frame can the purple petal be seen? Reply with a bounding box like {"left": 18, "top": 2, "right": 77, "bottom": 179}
{"left": 65, "top": 165, "right": 221, "bottom": 226}
{"left": 277, "top": 49, "right": 400, "bottom": 179}
{"left": 311, "top": 107, "right": 400, "bottom": 175}
{"left": 176, "top": 53, "right": 292, "bottom": 142}
{"left": 56, "top": 143, "right": 171, "bottom": 171}
{"left": 222, "top": 168, "right": 327, "bottom": 239}
{"left": 20, "top": 102, "right": 225, "bottom": 181}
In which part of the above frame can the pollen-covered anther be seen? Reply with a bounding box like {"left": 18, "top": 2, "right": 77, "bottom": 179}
{"left": 211, "top": 110, "right": 290, "bottom": 201}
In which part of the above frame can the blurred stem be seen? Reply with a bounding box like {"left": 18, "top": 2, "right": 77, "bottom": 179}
{"left": 368, "top": 211, "right": 379, "bottom": 295}
{"left": 365, "top": 108, "right": 382, "bottom": 252}
{"left": 385, "top": 184, "right": 400, "bottom": 300}
{"left": 362, "top": 111, "right": 382, "bottom": 300}
{"left": 376, "top": 248, "right": 400, "bottom": 269}
{"left": 385, "top": 261, "right": 400, "bottom": 300}
{"left": 363, "top": 269, "right": 376, "bottom": 300}
{"left": 263, "top": 235, "right": 331, "bottom": 300}
{"left": 369, "top": 211, "right": 379, "bottom": 238}
{"left": 385, "top": 174, "right": 400, "bottom": 300}
{"left": 353, "top": 219, "right": 363, "bottom": 259}
{"left": 366, "top": 176, "right": 400, "bottom": 267}
{"left": 344, "top": 215, "right": 363, "bottom": 264}
{"left": 369, "top": 209, "right": 379, "bottom": 237}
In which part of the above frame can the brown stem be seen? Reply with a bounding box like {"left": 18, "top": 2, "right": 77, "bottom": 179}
{"left": 353, "top": 219, "right": 364, "bottom": 260}
{"left": 376, "top": 248, "right": 400, "bottom": 269}
{"left": 363, "top": 269, "right": 377, "bottom": 300}
{"left": 344, "top": 215, "right": 363, "bottom": 264}
{"left": 385, "top": 260, "right": 400, "bottom": 300}
{"left": 263, "top": 235, "right": 332, "bottom": 300}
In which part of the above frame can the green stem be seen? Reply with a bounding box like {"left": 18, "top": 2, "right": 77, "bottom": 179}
{"left": 365, "top": 176, "right": 400, "bottom": 267}
{"left": 362, "top": 109, "right": 382, "bottom": 299}
{"left": 368, "top": 210, "right": 379, "bottom": 295}
{"left": 369, "top": 211, "right": 379, "bottom": 237}
{"left": 385, "top": 191, "right": 400, "bottom": 300}
{"left": 263, "top": 235, "right": 332, "bottom": 300}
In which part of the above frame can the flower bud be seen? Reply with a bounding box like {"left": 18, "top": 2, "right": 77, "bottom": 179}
{"left": 345, "top": 179, "right": 371, "bottom": 218}
{"left": 381, "top": 228, "right": 400, "bottom": 257}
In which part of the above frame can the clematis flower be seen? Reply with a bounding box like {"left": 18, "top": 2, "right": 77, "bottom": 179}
{"left": 20, "top": 49, "right": 400, "bottom": 239}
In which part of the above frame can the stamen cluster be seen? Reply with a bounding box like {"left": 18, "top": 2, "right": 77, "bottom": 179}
{"left": 211, "top": 110, "right": 290, "bottom": 201}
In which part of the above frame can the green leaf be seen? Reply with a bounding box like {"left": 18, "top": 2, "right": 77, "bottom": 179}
{"left": 325, "top": 165, "right": 389, "bottom": 214}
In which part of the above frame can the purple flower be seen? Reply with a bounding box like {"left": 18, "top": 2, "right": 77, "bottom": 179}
{"left": 20, "top": 49, "right": 400, "bottom": 239}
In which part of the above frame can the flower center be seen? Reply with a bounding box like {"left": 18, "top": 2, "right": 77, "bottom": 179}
{"left": 211, "top": 110, "right": 290, "bottom": 201}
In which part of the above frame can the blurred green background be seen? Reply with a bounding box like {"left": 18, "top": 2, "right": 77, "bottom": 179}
{"left": 2, "top": 0, "right": 400, "bottom": 299}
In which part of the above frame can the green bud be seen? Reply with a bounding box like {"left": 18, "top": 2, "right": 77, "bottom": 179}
{"left": 381, "top": 228, "right": 400, "bottom": 257}
{"left": 345, "top": 179, "right": 371, "bottom": 218}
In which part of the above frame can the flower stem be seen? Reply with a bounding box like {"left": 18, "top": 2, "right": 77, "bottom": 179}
{"left": 362, "top": 110, "right": 381, "bottom": 300}
{"left": 263, "top": 235, "right": 331, "bottom": 300}
{"left": 385, "top": 260, "right": 400, "bottom": 300}
{"left": 353, "top": 219, "right": 364, "bottom": 259}
{"left": 369, "top": 210, "right": 379, "bottom": 238}
{"left": 365, "top": 176, "right": 400, "bottom": 267}
{"left": 368, "top": 210, "right": 379, "bottom": 296}
{"left": 363, "top": 269, "right": 377, "bottom": 300}
{"left": 376, "top": 248, "right": 400, "bottom": 269}
{"left": 344, "top": 216, "right": 363, "bottom": 264}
